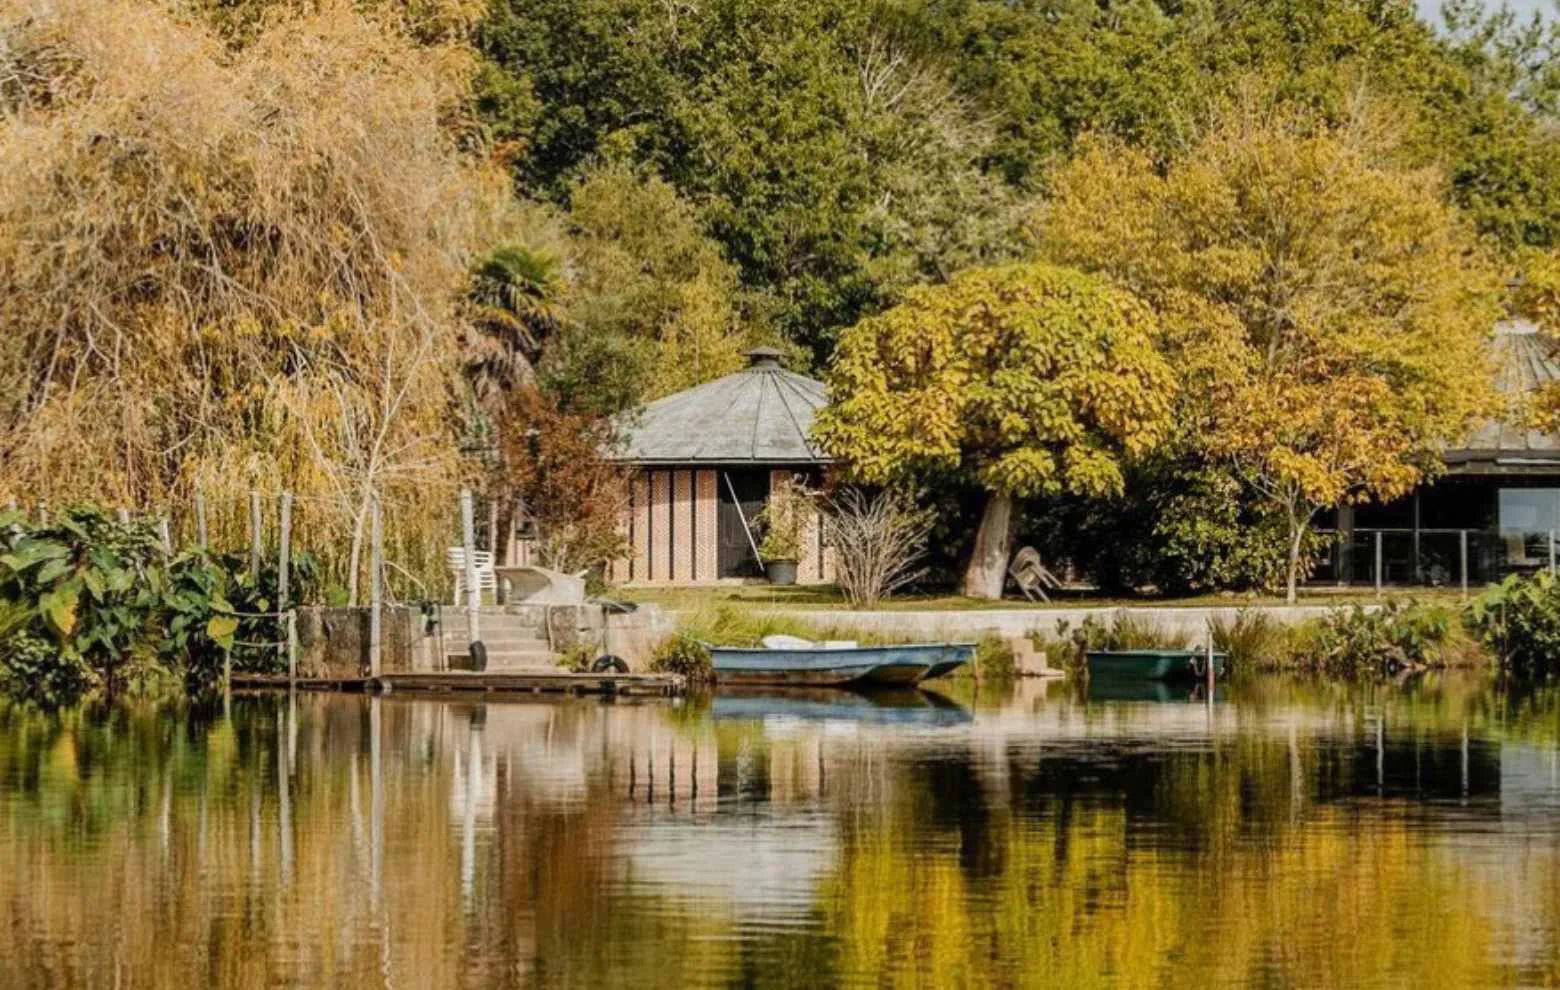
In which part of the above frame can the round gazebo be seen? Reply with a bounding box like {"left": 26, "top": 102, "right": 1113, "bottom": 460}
{"left": 608, "top": 348, "right": 835, "bottom": 585}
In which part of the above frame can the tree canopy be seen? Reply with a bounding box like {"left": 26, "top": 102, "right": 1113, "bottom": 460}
{"left": 1038, "top": 97, "right": 1503, "bottom": 600}
{"left": 814, "top": 262, "right": 1175, "bottom": 598}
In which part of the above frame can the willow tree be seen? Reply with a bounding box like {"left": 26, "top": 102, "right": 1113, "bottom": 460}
{"left": 1038, "top": 97, "right": 1502, "bottom": 602}
{"left": 0, "top": 0, "right": 507, "bottom": 599}
{"left": 815, "top": 262, "right": 1175, "bottom": 599}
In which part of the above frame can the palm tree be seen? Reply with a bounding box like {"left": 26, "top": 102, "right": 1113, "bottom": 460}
{"left": 465, "top": 244, "right": 564, "bottom": 407}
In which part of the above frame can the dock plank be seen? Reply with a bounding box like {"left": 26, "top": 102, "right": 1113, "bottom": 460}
{"left": 230, "top": 670, "right": 683, "bottom": 697}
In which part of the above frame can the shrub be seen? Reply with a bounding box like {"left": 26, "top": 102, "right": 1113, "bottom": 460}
{"left": 1209, "top": 609, "right": 1291, "bottom": 671}
{"left": 648, "top": 636, "right": 714, "bottom": 684}
{"left": 972, "top": 636, "right": 1016, "bottom": 680}
{"left": 754, "top": 476, "right": 810, "bottom": 563}
{"left": 0, "top": 504, "right": 244, "bottom": 701}
{"left": 1303, "top": 602, "right": 1453, "bottom": 677}
{"left": 821, "top": 487, "right": 934, "bottom": 609}
{"left": 1466, "top": 573, "right": 1560, "bottom": 677}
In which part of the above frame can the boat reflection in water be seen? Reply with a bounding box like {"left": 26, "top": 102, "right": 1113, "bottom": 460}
{"left": 1084, "top": 677, "right": 1228, "bottom": 704}
{"left": 709, "top": 687, "right": 974, "bottom": 728}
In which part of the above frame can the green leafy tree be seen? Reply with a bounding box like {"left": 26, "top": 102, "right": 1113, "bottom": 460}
{"left": 476, "top": 0, "right": 1020, "bottom": 358}
{"left": 814, "top": 262, "right": 1175, "bottom": 599}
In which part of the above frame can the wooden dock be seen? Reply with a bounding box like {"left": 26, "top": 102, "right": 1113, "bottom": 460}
{"left": 230, "top": 670, "right": 684, "bottom": 697}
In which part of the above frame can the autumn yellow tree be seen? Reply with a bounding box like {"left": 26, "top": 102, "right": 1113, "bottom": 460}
{"left": 814, "top": 262, "right": 1174, "bottom": 599}
{"left": 1038, "top": 98, "right": 1503, "bottom": 601}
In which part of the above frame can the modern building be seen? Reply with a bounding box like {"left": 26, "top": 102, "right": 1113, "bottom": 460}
{"left": 1317, "top": 318, "right": 1560, "bottom": 586}
{"left": 607, "top": 348, "right": 836, "bottom": 585}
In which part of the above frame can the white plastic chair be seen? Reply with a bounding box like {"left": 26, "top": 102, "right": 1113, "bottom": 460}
{"left": 446, "top": 547, "right": 497, "bottom": 605}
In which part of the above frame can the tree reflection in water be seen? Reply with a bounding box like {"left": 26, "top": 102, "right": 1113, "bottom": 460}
{"left": 0, "top": 677, "right": 1557, "bottom": 988}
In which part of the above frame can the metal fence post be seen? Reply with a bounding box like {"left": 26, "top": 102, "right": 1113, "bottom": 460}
{"left": 1460, "top": 530, "right": 1469, "bottom": 598}
{"left": 1374, "top": 531, "right": 1383, "bottom": 597}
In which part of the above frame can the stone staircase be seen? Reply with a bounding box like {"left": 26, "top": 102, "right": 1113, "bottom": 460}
{"left": 440, "top": 610, "right": 559, "bottom": 672}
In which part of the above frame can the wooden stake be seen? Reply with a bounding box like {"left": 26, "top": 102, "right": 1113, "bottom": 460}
{"left": 279, "top": 492, "right": 293, "bottom": 666}
{"left": 369, "top": 494, "right": 383, "bottom": 679}
{"left": 117, "top": 507, "right": 130, "bottom": 524}
{"left": 195, "top": 493, "right": 209, "bottom": 550}
{"left": 287, "top": 610, "right": 298, "bottom": 684}
{"left": 249, "top": 490, "right": 262, "bottom": 582}
{"left": 461, "top": 488, "right": 481, "bottom": 649}
{"left": 158, "top": 517, "right": 172, "bottom": 556}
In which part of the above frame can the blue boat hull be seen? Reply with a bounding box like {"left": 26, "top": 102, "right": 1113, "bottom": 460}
{"left": 710, "top": 643, "right": 975, "bottom": 688}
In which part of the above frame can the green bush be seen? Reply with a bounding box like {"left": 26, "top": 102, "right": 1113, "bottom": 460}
{"left": 1466, "top": 573, "right": 1560, "bottom": 677}
{"left": 0, "top": 504, "right": 250, "bottom": 702}
{"left": 972, "top": 636, "right": 1016, "bottom": 680}
{"left": 648, "top": 636, "right": 714, "bottom": 684}
{"left": 1302, "top": 602, "right": 1454, "bottom": 677}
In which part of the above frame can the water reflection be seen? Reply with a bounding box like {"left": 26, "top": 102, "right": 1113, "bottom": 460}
{"left": 0, "top": 678, "right": 1557, "bottom": 987}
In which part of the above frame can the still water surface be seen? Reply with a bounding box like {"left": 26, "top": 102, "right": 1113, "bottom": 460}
{"left": 1, "top": 677, "right": 1558, "bottom": 988}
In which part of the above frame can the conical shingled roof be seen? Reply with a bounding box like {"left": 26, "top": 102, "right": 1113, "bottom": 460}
{"left": 614, "top": 349, "right": 831, "bottom": 465}
{"left": 1446, "top": 319, "right": 1560, "bottom": 471}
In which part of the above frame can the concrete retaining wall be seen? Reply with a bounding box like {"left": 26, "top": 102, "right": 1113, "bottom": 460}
{"left": 768, "top": 605, "right": 1371, "bottom": 643}
{"left": 294, "top": 602, "right": 675, "bottom": 675}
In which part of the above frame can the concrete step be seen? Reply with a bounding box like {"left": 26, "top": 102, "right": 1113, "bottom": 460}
{"left": 447, "top": 650, "right": 559, "bottom": 671}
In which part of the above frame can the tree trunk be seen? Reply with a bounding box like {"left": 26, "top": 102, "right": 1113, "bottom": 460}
{"left": 963, "top": 491, "right": 1014, "bottom": 600}
{"left": 1285, "top": 506, "right": 1307, "bottom": 605}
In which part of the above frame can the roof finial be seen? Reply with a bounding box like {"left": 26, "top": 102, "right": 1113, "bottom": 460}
{"left": 744, "top": 346, "right": 783, "bottom": 369}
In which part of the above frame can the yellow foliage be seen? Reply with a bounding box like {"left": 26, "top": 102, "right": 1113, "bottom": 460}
{"left": 1037, "top": 95, "right": 1503, "bottom": 595}
{"left": 0, "top": 0, "right": 509, "bottom": 597}
{"left": 815, "top": 262, "right": 1176, "bottom": 501}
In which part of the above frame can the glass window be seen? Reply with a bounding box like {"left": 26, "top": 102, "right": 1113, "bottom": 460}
{"left": 1498, "top": 489, "right": 1560, "bottom": 534}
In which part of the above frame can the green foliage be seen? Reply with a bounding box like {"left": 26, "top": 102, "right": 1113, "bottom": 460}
{"left": 0, "top": 504, "right": 321, "bottom": 702}
{"left": 648, "top": 636, "right": 714, "bottom": 684}
{"left": 476, "top": 0, "right": 1021, "bottom": 357}
{"left": 557, "top": 644, "right": 594, "bottom": 673}
{"left": 1465, "top": 572, "right": 1560, "bottom": 677}
{"left": 754, "top": 479, "right": 810, "bottom": 563}
{"left": 1209, "top": 610, "right": 1289, "bottom": 673}
{"left": 971, "top": 636, "right": 1016, "bottom": 681}
{"left": 1303, "top": 603, "right": 1455, "bottom": 678}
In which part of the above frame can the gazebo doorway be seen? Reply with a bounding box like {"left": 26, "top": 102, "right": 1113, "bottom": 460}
{"left": 717, "top": 469, "right": 769, "bottom": 578}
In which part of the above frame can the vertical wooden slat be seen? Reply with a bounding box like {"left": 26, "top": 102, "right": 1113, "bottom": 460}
{"left": 672, "top": 470, "right": 693, "bottom": 582}
{"left": 695, "top": 471, "right": 718, "bottom": 583}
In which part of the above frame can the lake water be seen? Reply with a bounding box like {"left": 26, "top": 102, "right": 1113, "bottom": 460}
{"left": 1, "top": 677, "right": 1558, "bottom": 988}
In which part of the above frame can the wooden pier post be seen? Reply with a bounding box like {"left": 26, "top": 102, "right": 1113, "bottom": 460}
{"left": 195, "top": 493, "right": 209, "bottom": 550}
{"left": 249, "top": 490, "right": 263, "bottom": 582}
{"left": 287, "top": 610, "right": 298, "bottom": 685}
{"left": 278, "top": 493, "right": 293, "bottom": 666}
{"left": 369, "top": 494, "right": 383, "bottom": 679}
{"left": 460, "top": 488, "right": 482, "bottom": 665}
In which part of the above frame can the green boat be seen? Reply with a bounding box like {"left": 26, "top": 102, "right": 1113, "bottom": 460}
{"left": 1085, "top": 648, "right": 1228, "bottom": 682}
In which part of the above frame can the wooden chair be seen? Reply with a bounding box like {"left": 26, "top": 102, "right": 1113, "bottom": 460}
{"left": 446, "top": 547, "right": 497, "bottom": 605}
{"left": 1008, "top": 546, "right": 1062, "bottom": 603}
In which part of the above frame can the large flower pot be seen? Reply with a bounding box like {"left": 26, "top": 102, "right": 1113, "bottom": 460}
{"left": 765, "top": 559, "right": 798, "bottom": 586}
